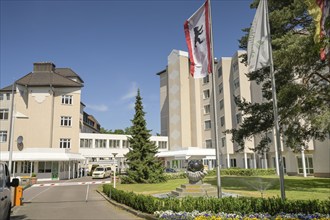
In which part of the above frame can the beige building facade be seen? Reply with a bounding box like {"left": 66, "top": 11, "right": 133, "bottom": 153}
{"left": 158, "top": 49, "right": 330, "bottom": 177}
{"left": 0, "top": 62, "right": 86, "bottom": 180}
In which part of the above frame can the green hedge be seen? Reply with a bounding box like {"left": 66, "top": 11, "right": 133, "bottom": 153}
{"left": 102, "top": 184, "right": 330, "bottom": 215}
{"left": 206, "top": 168, "right": 276, "bottom": 176}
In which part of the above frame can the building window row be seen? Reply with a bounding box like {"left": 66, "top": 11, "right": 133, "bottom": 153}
{"left": 79, "top": 138, "right": 167, "bottom": 149}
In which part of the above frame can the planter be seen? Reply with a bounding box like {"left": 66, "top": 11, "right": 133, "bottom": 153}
{"left": 30, "top": 177, "right": 37, "bottom": 185}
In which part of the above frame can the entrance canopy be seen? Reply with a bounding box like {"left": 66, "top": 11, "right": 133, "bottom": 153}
{"left": 0, "top": 148, "right": 85, "bottom": 161}
{"left": 156, "top": 147, "right": 215, "bottom": 160}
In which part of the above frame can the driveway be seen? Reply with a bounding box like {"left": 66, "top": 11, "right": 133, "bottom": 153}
{"left": 11, "top": 176, "right": 143, "bottom": 219}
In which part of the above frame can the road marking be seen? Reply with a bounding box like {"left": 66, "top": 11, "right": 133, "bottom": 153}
{"left": 31, "top": 180, "right": 111, "bottom": 187}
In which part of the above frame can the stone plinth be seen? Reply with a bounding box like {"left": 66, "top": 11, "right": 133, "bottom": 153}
{"left": 171, "top": 183, "right": 217, "bottom": 197}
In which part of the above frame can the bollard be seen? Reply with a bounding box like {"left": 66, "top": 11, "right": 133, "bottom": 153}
{"left": 14, "top": 186, "right": 23, "bottom": 206}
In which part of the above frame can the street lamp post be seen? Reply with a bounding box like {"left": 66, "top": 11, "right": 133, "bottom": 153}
{"left": 112, "top": 153, "right": 118, "bottom": 188}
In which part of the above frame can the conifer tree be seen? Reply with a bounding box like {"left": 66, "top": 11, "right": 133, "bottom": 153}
{"left": 122, "top": 89, "right": 166, "bottom": 183}
{"left": 228, "top": 0, "right": 329, "bottom": 153}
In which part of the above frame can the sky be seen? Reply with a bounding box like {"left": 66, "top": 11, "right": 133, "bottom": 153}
{"left": 0, "top": 0, "right": 256, "bottom": 135}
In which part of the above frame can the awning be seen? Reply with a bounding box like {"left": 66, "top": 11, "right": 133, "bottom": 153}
{"left": 0, "top": 148, "right": 85, "bottom": 161}
{"left": 156, "top": 147, "right": 215, "bottom": 160}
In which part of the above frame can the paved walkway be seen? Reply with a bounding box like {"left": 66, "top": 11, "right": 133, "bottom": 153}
{"left": 11, "top": 176, "right": 144, "bottom": 220}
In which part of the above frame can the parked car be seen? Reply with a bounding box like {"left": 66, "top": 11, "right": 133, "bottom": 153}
{"left": 92, "top": 166, "right": 112, "bottom": 179}
{"left": 0, "top": 162, "right": 19, "bottom": 220}
{"left": 164, "top": 168, "right": 177, "bottom": 173}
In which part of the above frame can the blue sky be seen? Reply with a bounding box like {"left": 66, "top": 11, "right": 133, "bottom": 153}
{"left": 0, "top": 0, "right": 255, "bottom": 135}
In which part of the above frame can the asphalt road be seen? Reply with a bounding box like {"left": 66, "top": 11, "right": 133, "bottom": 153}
{"left": 11, "top": 177, "right": 143, "bottom": 220}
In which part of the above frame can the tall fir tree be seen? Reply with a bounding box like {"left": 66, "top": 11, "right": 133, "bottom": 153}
{"left": 122, "top": 89, "right": 166, "bottom": 184}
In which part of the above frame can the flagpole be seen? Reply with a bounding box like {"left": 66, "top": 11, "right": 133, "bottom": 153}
{"left": 265, "top": 0, "right": 285, "bottom": 201}
{"left": 209, "top": 0, "right": 222, "bottom": 198}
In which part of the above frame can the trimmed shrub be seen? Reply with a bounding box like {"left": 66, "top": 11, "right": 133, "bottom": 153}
{"left": 102, "top": 184, "right": 330, "bottom": 215}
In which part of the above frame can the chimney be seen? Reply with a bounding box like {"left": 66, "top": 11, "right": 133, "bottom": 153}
{"left": 33, "top": 62, "right": 56, "bottom": 72}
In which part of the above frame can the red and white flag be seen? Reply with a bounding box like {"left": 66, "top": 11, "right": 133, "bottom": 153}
{"left": 184, "top": 0, "right": 212, "bottom": 79}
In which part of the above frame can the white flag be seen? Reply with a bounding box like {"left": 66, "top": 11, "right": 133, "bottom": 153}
{"left": 247, "top": 0, "right": 271, "bottom": 72}
{"left": 184, "top": 0, "right": 212, "bottom": 78}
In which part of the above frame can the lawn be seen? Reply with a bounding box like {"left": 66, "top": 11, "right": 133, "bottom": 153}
{"left": 111, "top": 175, "right": 330, "bottom": 200}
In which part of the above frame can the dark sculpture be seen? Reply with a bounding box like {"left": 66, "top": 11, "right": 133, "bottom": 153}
{"left": 186, "top": 160, "right": 207, "bottom": 184}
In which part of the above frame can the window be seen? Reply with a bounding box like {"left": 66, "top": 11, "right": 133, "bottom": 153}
{"left": 297, "top": 155, "right": 314, "bottom": 174}
{"left": 62, "top": 95, "right": 72, "bottom": 105}
{"left": 60, "top": 116, "right": 72, "bottom": 126}
{"left": 6, "top": 93, "right": 10, "bottom": 100}
{"left": 206, "top": 139, "right": 213, "bottom": 148}
{"left": 236, "top": 113, "right": 242, "bottom": 124}
{"left": 204, "top": 104, "right": 210, "bottom": 114}
{"left": 218, "top": 67, "right": 223, "bottom": 78}
{"left": 233, "top": 78, "right": 240, "bottom": 89}
{"left": 203, "top": 75, "right": 209, "bottom": 84}
{"left": 203, "top": 90, "right": 210, "bottom": 99}
{"left": 38, "top": 161, "right": 52, "bottom": 173}
{"left": 21, "top": 161, "right": 34, "bottom": 174}
{"left": 0, "top": 131, "right": 7, "bottom": 142}
{"left": 60, "top": 138, "right": 71, "bottom": 148}
{"left": 0, "top": 94, "right": 3, "bottom": 100}
{"left": 220, "top": 116, "right": 225, "bottom": 127}
{"left": 158, "top": 141, "right": 167, "bottom": 149}
{"left": 80, "top": 139, "right": 92, "bottom": 148}
{"left": 0, "top": 109, "right": 9, "bottom": 120}
{"left": 221, "top": 137, "right": 226, "bottom": 147}
{"left": 230, "top": 159, "right": 237, "bottom": 167}
{"left": 204, "top": 120, "right": 211, "bottom": 130}
{"left": 109, "top": 139, "right": 120, "bottom": 148}
{"left": 218, "top": 83, "right": 223, "bottom": 94}
{"left": 232, "top": 61, "right": 238, "bottom": 72}
{"left": 219, "top": 99, "right": 224, "bottom": 110}
{"left": 122, "top": 140, "right": 130, "bottom": 148}
{"left": 95, "top": 139, "right": 107, "bottom": 148}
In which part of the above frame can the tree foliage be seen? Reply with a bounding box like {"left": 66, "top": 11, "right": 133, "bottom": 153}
{"left": 228, "top": 0, "right": 330, "bottom": 153}
{"left": 121, "top": 89, "right": 166, "bottom": 184}
{"left": 100, "top": 127, "right": 132, "bottom": 135}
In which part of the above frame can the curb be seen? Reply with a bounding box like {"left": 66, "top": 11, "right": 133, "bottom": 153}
{"left": 96, "top": 189, "right": 157, "bottom": 220}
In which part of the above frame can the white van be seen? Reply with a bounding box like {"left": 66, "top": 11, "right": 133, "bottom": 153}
{"left": 92, "top": 166, "right": 112, "bottom": 179}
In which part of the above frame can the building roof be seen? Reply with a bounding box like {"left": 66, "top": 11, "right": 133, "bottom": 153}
{"left": 0, "top": 85, "right": 13, "bottom": 92}
{"left": 55, "top": 68, "right": 84, "bottom": 83}
{"left": 15, "top": 70, "right": 83, "bottom": 88}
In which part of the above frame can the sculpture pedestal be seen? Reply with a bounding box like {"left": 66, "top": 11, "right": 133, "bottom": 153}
{"left": 171, "top": 183, "right": 217, "bottom": 198}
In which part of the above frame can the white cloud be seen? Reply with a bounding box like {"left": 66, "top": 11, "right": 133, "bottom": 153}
{"left": 121, "top": 82, "right": 138, "bottom": 100}
{"left": 86, "top": 104, "right": 108, "bottom": 112}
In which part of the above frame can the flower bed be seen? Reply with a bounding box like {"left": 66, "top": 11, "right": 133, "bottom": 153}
{"left": 154, "top": 210, "right": 330, "bottom": 220}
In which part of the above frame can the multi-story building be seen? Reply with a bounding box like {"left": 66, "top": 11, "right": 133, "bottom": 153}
{"left": 157, "top": 49, "right": 330, "bottom": 177}
{"left": 0, "top": 62, "right": 169, "bottom": 181}
{"left": 0, "top": 62, "right": 90, "bottom": 180}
